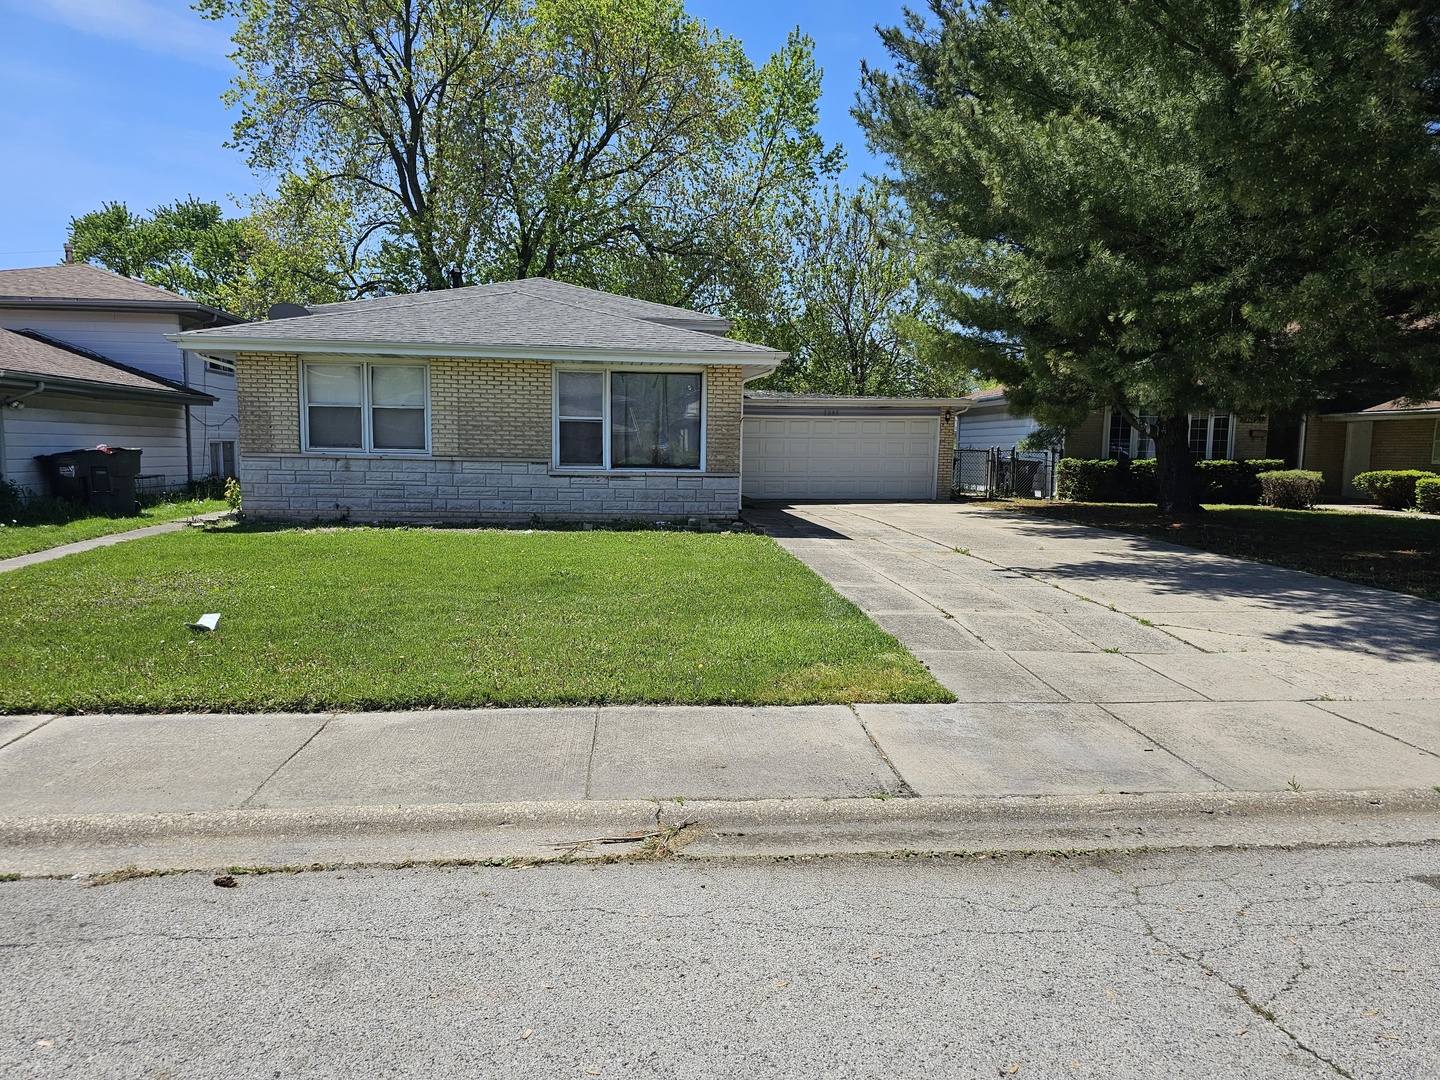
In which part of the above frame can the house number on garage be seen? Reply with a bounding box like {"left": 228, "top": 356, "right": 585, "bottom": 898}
{"left": 821, "top": 409, "right": 840, "bottom": 416}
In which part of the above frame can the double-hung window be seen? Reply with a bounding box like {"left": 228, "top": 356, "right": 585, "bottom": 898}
{"left": 555, "top": 368, "right": 703, "bottom": 470}
{"left": 303, "top": 362, "right": 429, "bottom": 453}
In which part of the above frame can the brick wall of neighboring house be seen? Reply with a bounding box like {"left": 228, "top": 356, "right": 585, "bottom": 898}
{"left": 1063, "top": 410, "right": 1105, "bottom": 459}
{"left": 236, "top": 352, "right": 300, "bottom": 456}
{"left": 1231, "top": 419, "right": 1270, "bottom": 460}
{"left": 1370, "top": 418, "right": 1440, "bottom": 471}
{"left": 234, "top": 352, "right": 744, "bottom": 522}
{"left": 1303, "top": 416, "right": 1348, "bottom": 498}
{"left": 936, "top": 411, "right": 956, "bottom": 496}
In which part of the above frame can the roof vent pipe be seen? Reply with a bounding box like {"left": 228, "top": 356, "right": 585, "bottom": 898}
{"left": 449, "top": 266, "right": 463, "bottom": 288}
{"left": 63, "top": 242, "right": 73, "bottom": 264}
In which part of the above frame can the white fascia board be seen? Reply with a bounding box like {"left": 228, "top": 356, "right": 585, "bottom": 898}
{"left": 1318, "top": 408, "right": 1440, "bottom": 421}
{"left": 744, "top": 395, "right": 972, "bottom": 411}
{"left": 165, "top": 333, "right": 785, "bottom": 367}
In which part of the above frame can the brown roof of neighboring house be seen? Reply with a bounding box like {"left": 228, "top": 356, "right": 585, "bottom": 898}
{"left": 0, "top": 263, "right": 240, "bottom": 325}
{"left": 1359, "top": 397, "right": 1440, "bottom": 415}
{"left": 1320, "top": 394, "right": 1440, "bottom": 420}
{"left": 0, "top": 326, "right": 215, "bottom": 404}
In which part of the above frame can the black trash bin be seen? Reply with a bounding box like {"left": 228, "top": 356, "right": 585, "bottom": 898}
{"left": 34, "top": 447, "right": 144, "bottom": 515}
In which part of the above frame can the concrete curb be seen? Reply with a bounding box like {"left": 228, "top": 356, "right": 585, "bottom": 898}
{"left": 4, "top": 789, "right": 1438, "bottom": 878}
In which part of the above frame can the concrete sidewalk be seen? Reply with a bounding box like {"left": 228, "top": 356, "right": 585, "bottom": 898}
{"left": 3, "top": 501, "right": 1438, "bottom": 874}
{"left": 0, "top": 509, "right": 230, "bottom": 574}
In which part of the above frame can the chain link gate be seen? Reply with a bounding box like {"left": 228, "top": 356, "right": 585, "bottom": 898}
{"left": 952, "top": 448, "right": 1057, "bottom": 500}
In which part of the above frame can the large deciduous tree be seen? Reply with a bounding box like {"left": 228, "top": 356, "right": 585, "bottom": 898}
{"left": 68, "top": 195, "right": 346, "bottom": 320}
{"left": 858, "top": 0, "right": 1440, "bottom": 511}
{"left": 760, "top": 183, "right": 967, "bottom": 396}
{"left": 202, "top": 0, "right": 839, "bottom": 310}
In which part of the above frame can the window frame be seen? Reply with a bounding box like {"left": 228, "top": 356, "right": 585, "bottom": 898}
{"left": 1432, "top": 419, "right": 1440, "bottom": 465}
{"left": 1104, "top": 408, "right": 1235, "bottom": 460}
{"left": 299, "top": 358, "right": 431, "bottom": 456}
{"left": 551, "top": 365, "right": 707, "bottom": 473}
{"left": 209, "top": 440, "right": 236, "bottom": 479}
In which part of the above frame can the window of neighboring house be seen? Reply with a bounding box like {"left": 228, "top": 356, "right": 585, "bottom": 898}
{"left": 554, "top": 368, "right": 703, "bottom": 471}
{"left": 209, "top": 440, "right": 236, "bottom": 479}
{"left": 1107, "top": 410, "right": 1157, "bottom": 459}
{"left": 205, "top": 358, "right": 235, "bottom": 377}
{"left": 1432, "top": 419, "right": 1440, "bottom": 465}
{"left": 1109, "top": 409, "right": 1234, "bottom": 460}
{"left": 302, "top": 362, "right": 429, "bottom": 453}
{"left": 1188, "top": 412, "right": 1232, "bottom": 460}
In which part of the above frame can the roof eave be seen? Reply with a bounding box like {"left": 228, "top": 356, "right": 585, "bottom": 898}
{"left": 0, "top": 297, "right": 242, "bottom": 326}
{"left": 168, "top": 333, "right": 786, "bottom": 366}
{"left": 0, "top": 370, "right": 217, "bottom": 406}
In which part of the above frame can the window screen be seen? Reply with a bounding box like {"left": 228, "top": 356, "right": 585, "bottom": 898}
{"left": 306, "top": 364, "right": 364, "bottom": 449}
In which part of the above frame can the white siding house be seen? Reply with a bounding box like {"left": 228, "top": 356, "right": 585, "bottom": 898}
{"left": 0, "top": 263, "right": 241, "bottom": 494}
{"left": 954, "top": 387, "right": 1041, "bottom": 449}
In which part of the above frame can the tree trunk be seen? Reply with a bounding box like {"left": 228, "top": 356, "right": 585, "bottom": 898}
{"left": 1153, "top": 414, "right": 1202, "bottom": 513}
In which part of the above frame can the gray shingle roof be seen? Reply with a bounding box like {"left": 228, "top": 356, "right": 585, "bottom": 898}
{"left": 175, "top": 277, "right": 782, "bottom": 362}
{"left": 0, "top": 263, "right": 240, "bottom": 326}
{"left": 0, "top": 327, "right": 214, "bottom": 402}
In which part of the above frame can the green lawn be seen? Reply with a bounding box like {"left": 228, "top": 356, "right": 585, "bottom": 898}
{"left": 0, "top": 499, "right": 227, "bottom": 560}
{"left": 997, "top": 500, "right": 1440, "bottom": 601}
{"left": 0, "top": 524, "right": 951, "bottom": 713}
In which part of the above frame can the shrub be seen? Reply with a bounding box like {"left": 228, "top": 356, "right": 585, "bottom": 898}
{"left": 1122, "top": 457, "right": 1158, "bottom": 502}
{"left": 1350, "top": 469, "right": 1439, "bottom": 510}
{"left": 1056, "top": 458, "right": 1117, "bottom": 501}
{"left": 224, "top": 477, "right": 242, "bottom": 511}
{"left": 1258, "top": 470, "right": 1323, "bottom": 510}
{"left": 0, "top": 478, "right": 23, "bottom": 521}
{"left": 1416, "top": 477, "right": 1440, "bottom": 514}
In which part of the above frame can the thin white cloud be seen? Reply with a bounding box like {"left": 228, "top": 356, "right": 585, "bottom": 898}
{"left": 9, "top": 0, "right": 233, "bottom": 67}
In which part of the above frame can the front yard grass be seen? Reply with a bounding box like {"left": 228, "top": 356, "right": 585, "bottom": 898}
{"left": 0, "top": 499, "right": 227, "bottom": 560}
{"left": 0, "top": 524, "right": 951, "bottom": 713}
{"left": 995, "top": 500, "right": 1440, "bottom": 601}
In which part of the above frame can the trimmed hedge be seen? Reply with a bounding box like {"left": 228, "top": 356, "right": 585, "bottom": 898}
{"left": 1350, "top": 469, "right": 1439, "bottom": 510}
{"left": 1415, "top": 476, "right": 1440, "bottom": 514}
{"left": 1258, "top": 470, "right": 1323, "bottom": 510}
{"left": 1056, "top": 456, "right": 1287, "bottom": 504}
{"left": 1056, "top": 458, "right": 1117, "bottom": 501}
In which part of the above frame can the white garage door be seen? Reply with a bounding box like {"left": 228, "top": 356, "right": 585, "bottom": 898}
{"left": 742, "top": 415, "right": 939, "bottom": 500}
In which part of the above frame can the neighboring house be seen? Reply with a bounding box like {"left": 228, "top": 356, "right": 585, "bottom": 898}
{"left": 1301, "top": 396, "right": 1440, "bottom": 499}
{"left": 954, "top": 386, "right": 1040, "bottom": 449}
{"left": 173, "top": 279, "right": 786, "bottom": 522}
{"left": 0, "top": 263, "right": 242, "bottom": 494}
{"left": 1062, "top": 406, "right": 1271, "bottom": 462}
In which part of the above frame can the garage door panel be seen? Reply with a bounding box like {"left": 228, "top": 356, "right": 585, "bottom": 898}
{"left": 742, "top": 414, "right": 939, "bottom": 501}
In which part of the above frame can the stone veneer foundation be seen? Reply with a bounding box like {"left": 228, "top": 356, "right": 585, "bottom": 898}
{"left": 240, "top": 454, "right": 742, "bottom": 523}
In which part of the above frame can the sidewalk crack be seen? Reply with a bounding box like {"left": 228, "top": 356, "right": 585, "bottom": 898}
{"left": 239, "top": 713, "right": 333, "bottom": 809}
{"left": 584, "top": 707, "right": 601, "bottom": 800}
{"left": 850, "top": 704, "right": 917, "bottom": 798}
{"left": 0, "top": 714, "right": 59, "bottom": 753}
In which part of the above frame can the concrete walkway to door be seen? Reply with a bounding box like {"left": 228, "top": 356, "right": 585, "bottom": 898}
{"left": 746, "top": 502, "right": 1440, "bottom": 798}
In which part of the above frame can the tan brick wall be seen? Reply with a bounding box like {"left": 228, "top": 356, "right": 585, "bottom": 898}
{"left": 1231, "top": 418, "right": 1271, "bottom": 460}
{"left": 1063, "top": 409, "right": 1106, "bottom": 459}
{"left": 429, "top": 357, "right": 551, "bottom": 461}
{"left": 1370, "top": 418, "right": 1440, "bottom": 471}
{"left": 705, "top": 365, "right": 743, "bottom": 474}
{"left": 937, "top": 410, "right": 956, "bottom": 496}
{"left": 1303, "top": 416, "right": 1348, "bottom": 498}
{"left": 236, "top": 352, "right": 300, "bottom": 455}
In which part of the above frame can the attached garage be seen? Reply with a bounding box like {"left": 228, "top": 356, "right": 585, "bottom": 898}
{"left": 741, "top": 392, "right": 969, "bottom": 502}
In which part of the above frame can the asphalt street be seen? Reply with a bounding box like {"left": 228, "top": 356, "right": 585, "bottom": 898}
{"left": 4, "top": 843, "right": 1439, "bottom": 1079}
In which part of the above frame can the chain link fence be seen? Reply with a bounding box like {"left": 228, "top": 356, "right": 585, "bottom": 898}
{"left": 953, "top": 448, "right": 1057, "bottom": 500}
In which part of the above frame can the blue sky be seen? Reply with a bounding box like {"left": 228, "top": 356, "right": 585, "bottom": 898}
{"left": 0, "top": 0, "right": 908, "bottom": 271}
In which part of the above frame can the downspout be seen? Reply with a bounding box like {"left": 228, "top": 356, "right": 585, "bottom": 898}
{"left": 182, "top": 351, "right": 194, "bottom": 486}
{"left": 1296, "top": 415, "right": 1307, "bottom": 470}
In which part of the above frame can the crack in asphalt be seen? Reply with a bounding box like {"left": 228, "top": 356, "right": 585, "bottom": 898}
{"left": 1126, "top": 884, "right": 1355, "bottom": 1078}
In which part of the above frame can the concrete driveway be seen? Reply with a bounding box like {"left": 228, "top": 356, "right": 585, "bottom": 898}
{"left": 748, "top": 502, "right": 1440, "bottom": 797}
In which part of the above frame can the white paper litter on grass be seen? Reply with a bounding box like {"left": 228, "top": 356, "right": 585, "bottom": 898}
{"left": 187, "top": 613, "right": 221, "bottom": 632}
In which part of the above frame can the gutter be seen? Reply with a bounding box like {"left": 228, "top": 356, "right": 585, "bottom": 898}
{"left": 0, "top": 371, "right": 216, "bottom": 407}
{"left": 0, "top": 374, "right": 46, "bottom": 408}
